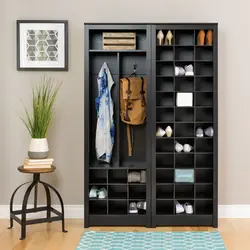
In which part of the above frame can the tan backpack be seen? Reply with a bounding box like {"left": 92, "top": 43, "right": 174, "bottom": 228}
{"left": 120, "top": 77, "right": 147, "bottom": 156}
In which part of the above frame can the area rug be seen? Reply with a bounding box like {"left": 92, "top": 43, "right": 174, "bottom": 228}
{"left": 76, "top": 231, "right": 226, "bottom": 250}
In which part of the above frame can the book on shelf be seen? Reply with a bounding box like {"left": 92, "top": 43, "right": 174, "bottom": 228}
{"left": 23, "top": 164, "right": 52, "bottom": 169}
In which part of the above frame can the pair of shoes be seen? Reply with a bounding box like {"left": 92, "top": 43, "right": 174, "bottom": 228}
{"left": 157, "top": 30, "right": 173, "bottom": 45}
{"left": 129, "top": 201, "right": 146, "bottom": 214}
{"left": 197, "top": 30, "right": 213, "bottom": 46}
{"left": 176, "top": 201, "right": 193, "bottom": 214}
{"left": 128, "top": 171, "right": 146, "bottom": 183}
{"left": 89, "top": 186, "right": 107, "bottom": 199}
{"left": 175, "top": 141, "right": 193, "bottom": 153}
{"left": 175, "top": 64, "right": 194, "bottom": 76}
{"left": 156, "top": 126, "right": 173, "bottom": 137}
{"left": 196, "top": 126, "right": 214, "bottom": 137}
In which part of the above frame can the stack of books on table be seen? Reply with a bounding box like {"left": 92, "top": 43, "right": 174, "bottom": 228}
{"left": 23, "top": 158, "right": 54, "bottom": 169}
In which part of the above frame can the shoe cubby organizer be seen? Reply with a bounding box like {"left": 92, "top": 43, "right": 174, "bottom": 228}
{"left": 85, "top": 23, "right": 218, "bottom": 228}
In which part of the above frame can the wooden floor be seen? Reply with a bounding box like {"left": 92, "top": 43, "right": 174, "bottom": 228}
{"left": 0, "top": 219, "right": 249, "bottom": 249}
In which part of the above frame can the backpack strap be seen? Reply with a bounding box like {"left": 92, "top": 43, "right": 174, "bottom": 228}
{"left": 140, "top": 77, "right": 146, "bottom": 107}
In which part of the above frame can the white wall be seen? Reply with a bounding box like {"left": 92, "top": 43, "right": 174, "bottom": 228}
{"left": 1, "top": 0, "right": 250, "bottom": 205}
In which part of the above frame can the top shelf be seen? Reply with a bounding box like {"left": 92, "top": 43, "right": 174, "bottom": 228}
{"left": 157, "top": 45, "right": 213, "bottom": 48}
{"left": 89, "top": 49, "right": 147, "bottom": 53}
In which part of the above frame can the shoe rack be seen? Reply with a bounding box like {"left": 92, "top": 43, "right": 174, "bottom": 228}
{"left": 151, "top": 24, "right": 218, "bottom": 227}
{"left": 84, "top": 23, "right": 218, "bottom": 228}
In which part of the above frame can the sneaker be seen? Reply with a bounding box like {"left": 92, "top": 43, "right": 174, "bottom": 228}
{"left": 175, "top": 66, "right": 185, "bottom": 76}
{"left": 205, "top": 126, "right": 214, "bottom": 137}
{"left": 140, "top": 171, "right": 146, "bottom": 183}
{"left": 156, "top": 127, "right": 165, "bottom": 137}
{"left": 184, "top": 202, "right": 194, "bottom": 214}
{"left": 185, "top": 64, "right": 194, "bottom": 76}
{"left": 128, "top": 172, "right": 141, "bottom": 183}
{"left": 89, "top": 186, "right": 98, "bottom": 198}
{"left": 175, "top": 200, "right": 184, "bottom": 214}
{"left": 98, "top": 187, "right": 107, "bottom": 199}
{"left": 129, "top": 202, "right": 138, "bottom": 214}
{"left": 137, "top": 201, "right": 146, "bottom": 210}
{"left": 196, "top": 127, "right": 204, "bottom": 137}
{"left": 175, "top": 141, "right": 183, "bottom": 152}
{"left": 183, "top": 144, "right": 192, "bottom": 152}
{"left": 165, "top": 126, "right": 173, "bottom": 137}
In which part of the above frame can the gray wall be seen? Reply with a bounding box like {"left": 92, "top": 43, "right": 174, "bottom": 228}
{"left": 1, "top": 0, "right": 250, "bottom": 205}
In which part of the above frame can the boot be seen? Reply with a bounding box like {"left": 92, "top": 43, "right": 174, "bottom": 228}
{"left": 206, "top": 30, "right": 213, "bottom": 45}
{"left": 197, "top": 30, "right": 205, "bottom": 45}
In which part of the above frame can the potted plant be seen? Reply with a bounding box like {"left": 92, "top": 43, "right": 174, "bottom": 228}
{"left": 21, "top": 76, "right": 61, "bottom": 159}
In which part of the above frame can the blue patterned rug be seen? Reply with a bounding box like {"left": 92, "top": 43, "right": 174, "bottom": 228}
{"left": 76, "top": 231, "right": 226, "bottom": 250}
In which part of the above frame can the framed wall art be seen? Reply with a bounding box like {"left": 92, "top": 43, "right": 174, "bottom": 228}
{"left": 17, "top": 20, "right": 68, "bottom": 71}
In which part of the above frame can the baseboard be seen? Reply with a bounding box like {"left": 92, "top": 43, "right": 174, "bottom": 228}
{"left": 0, "top": 205, "right": 249, "bottom": 219}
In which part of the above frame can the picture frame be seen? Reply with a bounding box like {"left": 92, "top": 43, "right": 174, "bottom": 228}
{"left": 17, "top": 20, "right": 68, "bottom": 71}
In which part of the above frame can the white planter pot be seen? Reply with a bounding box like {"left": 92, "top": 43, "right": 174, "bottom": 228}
{"left": 28, "top": 138, "right": 49, "bottom": 159}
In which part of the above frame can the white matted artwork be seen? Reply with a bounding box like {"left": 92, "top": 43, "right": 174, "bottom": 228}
{"left": 17, "top": 20, "right": 68, "bottom": 71}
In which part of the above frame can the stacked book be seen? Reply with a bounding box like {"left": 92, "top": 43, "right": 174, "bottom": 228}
{"left": 23, "top": 158, "right": 54, "bottom": 169}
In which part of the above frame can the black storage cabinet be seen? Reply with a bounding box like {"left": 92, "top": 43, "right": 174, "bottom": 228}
{"left": 84, "top": 23, "right": 218, "bottom": 228}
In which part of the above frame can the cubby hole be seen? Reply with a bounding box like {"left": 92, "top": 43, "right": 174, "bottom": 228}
{"left": 196, "top": 169, "right": 213, "bottom": 183}
{"left": 175, "top": 77, "right": 194, "bottom": 92}
{"left": 156, "top": 123, "right": 174, "bottom": 138}
{"left": 129, "top": 185, "right": 146, "bottom": 199}
{"left": 108, "top": 200, "right": 127, "bottom": 215}
{"left": 156, "top": 92, "right": 174, "bottom": 107}
{"left": 195, "top": 47, "right": 213, "bottom": 61}
{"left": 175, "top": 184, "right": 194, "bottom": 199}
{"left": 156, "top": 169, "right": 174, "bottom": 183}
{"left": 156, "top": 200, "right": 174, "bottom": 215}
{"left": 108, "top": 185, "right": 127, "bottom": 199}
{"left": 156, "top": 184, "right": 174, "bottom": 199}
{"left": 156, "top": 78, "right": 174, "bottom": 92}
{"left": 108, "top": 170, "right": 127, "bottom": 184}
{"left": 196, "top": 108, "right": 213, "bottom": 122}
{"left": 89, "top": 30, "right": 147, "bottom": 50}
{"left": 196, "top": 200, "right": 213, "bottom": 214}
{"left": 156, "top": 139, "right": 174, "bottom": 152}
{"left": 175, "top": 200, "right": 194, "bottom": 215}
{"left": 175, "top": 138, "right": 194, "bottom": 152}
{"left": 156, "top": 62, "right": 174, "bottom": 76}
{"left": 89, "top": 170, "right": 107, "bottom": 184}
{"left": 156, "top": 47, "right": 174, "bottom": 61}
{"left": 196, "top": 92, "right": 213, "bottom": 106}
{"left": 175, "top": 154, "right": 194, "bottom": 169}
{"left": 196, "top": 139, "right": 213, "bottom": 152}
{"left": 120, "top": 53, "right": 146, "bottom": 76}
{"left": 89, "top": 200, "right": 107, "bottom": 215}
{"left": 195, "top": 62, "right": 213, "bottom": 76}
{"left": 175, "top": 47, "right": 194, "bottom": 61}
{"left": 175, "top": 108, "right": 194, "bottom": 122}
{"left": 156, "top": 108, "right": 174, "bottom": 122}
{"left": 196, "top": 184, "right": 213, "bottom": 199}
{"left": 175, "top": 123, "right": 194, "bottom": 138}
{"left": 156, "top": 154, "right": 174, "bottom": 168}
{"left": 175, "top": 30, "right": 194, "bottom": 45}
{"left": 195, "top": 76, "right": 213, "bottom": 92}
{"left": 196, "top": 153, "right": 213, "bottom": 168}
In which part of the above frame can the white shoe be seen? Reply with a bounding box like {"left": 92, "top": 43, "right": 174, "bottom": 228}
{"left": 184, "top": 202, "right": 194, "bottom": 214}
{"left": 165, "top": 126, "right": 173, "bottom": 137}
{"left": 185, "top": 64, "right": 194, "bottom": 76}
{"left": 175, "top": 66, "right": 185, "bottom": 76}
{"left": 175, "top": 200, "right": 184, "bottom": 214}
{"left": 175, "top": 141, "right": 183, "bottom": 152}
{"left": 183, "top": 144, "right": 193, "bottom": 152}
{"left": 156, "top": 127, "right": 166, "bottom": 137}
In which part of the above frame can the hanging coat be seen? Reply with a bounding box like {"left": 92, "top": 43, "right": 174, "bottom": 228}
{"left": 95, "top": 62, "right": 115, "bottom": 163}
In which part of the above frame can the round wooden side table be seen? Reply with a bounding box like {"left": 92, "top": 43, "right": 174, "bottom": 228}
{"left": 8, "top": 166, "right": 67, "bottom": 240}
